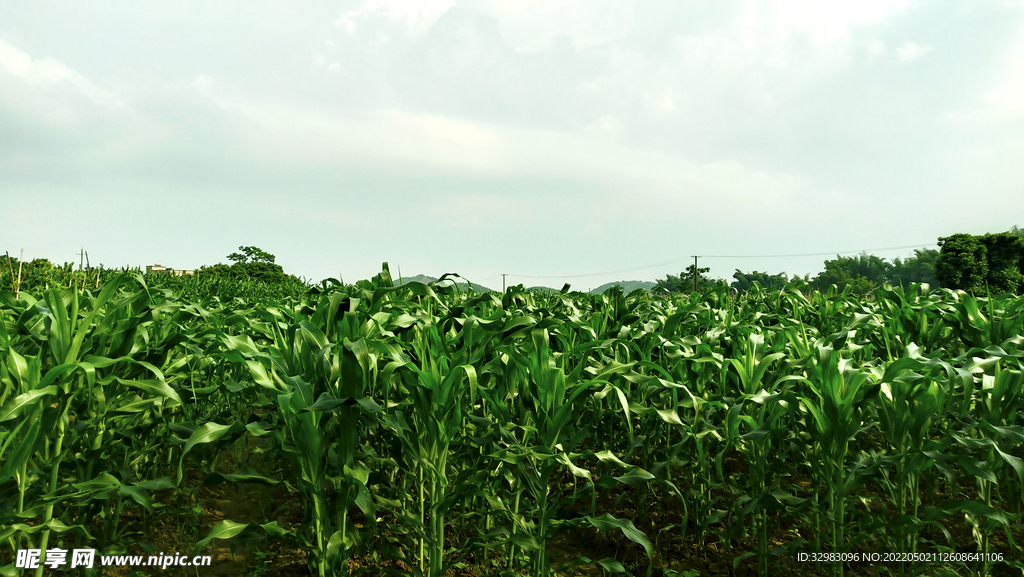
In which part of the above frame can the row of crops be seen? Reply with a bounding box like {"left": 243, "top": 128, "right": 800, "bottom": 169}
{"left": 2, "top": 266, "right": 1023, "bottom": 576}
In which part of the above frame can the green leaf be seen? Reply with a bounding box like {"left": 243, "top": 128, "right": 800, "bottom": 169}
{"left": 585, "top": 513, "right": 653, "bottom": 560}
{"left": 0, "top": 386, "right": 57, "bottom": 421}
{"left": 182, "top": 422, "right": 237, "bottom": 457}
{"left": 194, "top": 520, "right": 250, "bottom": 550}
{"left": 202, "top": 470, "right": 281, "bottom": 487}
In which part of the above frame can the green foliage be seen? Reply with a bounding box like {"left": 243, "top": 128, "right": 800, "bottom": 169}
{"left": 227, "top": 246, "right": 276, "bottom": 265}
{"left": 0, "top": 248, "right": 309, "bottom": 301}
{"left": 190, "top": 246, "right": 308, "bottom": 299}
{"left": 731, "top": 270, "right": 796, "bottom": 291}
{"left": 1, "top": 256, "right": 112, "bottom": 293}
{"left": 4, "top": 273, "right": 1024, "bottom": 577}
{"left": 889, "top": 248, "right": 939, "bottom": 287}
{"left": 205, "top": 246, "right": 289, "bottom": 284}
{"left": 591, "top": 280, "right": 656, "bottom": 294}
{"left": 800, "top": 249, "right": 939, "bottom": 294}
{"left": 936, "top": 232, "right": 1024, "bottom": 293}
{"left": 655, "top": 264, "right": 714, "bottom": 293}
{"left": 983, "top": 233, "right": 1024, "bottom": 293}
{"left": 811, "top": 253, "right": 892, "bottom": 293}
{"left": 936, "top": 234, "right": 988, "bottom": 292}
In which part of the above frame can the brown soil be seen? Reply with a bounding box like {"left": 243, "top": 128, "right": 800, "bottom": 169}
{"left": 88, "top": 437, "right": 1022, "bottom": 577}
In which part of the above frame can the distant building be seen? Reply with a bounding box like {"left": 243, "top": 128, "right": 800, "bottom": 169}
{"left": 146, "top": 264, "right": 195, "bottom": 276}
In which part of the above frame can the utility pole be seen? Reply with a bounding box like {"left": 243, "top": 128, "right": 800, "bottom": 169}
{"left": 502, "top": 274, "right": 507, "bottom": 293}
{"left": 692, "top": 255, "right": 700, "bottom": 292}
{"left": 79, "top": 248, "right": 85, "bottom": 272}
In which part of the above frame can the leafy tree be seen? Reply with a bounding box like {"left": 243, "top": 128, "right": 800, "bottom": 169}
{"left": 200, "top": 246, "right": 293, "bottom": 285}
{"left": 811, "top": 253, "right": 891, "bottom": 293}
{"left": 227, "top": 246, "right": 276, "bottom": 265}
{"left": 935, "top": 232, "right": 1024, "bottom": 293}
{"left": 655, "top": 264, "right": 714, "bottom": 293}
{"left": 197, "top": 262, "right": 233, "bottom": 276}
{"left": 935, "top": 234, "right": 989, "bottom": 292}
{"left": 889, "top": 248, "right": 939, "bottom": 287}
{"left": 981, "top": 233, "right": 1024, "bottom": 293}
{"left": 731, "top": 270, "right": 791, "bottom": 291}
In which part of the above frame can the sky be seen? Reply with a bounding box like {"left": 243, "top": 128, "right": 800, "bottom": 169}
{"left": 1, "top": 1, "right": 1022, "bottom": 291}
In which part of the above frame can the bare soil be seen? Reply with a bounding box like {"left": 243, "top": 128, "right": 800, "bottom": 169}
{"left": 93, "top": 436, "right": 1021, "bottom": 577}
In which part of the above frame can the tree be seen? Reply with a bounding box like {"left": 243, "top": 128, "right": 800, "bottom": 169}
{"left": 731, "top": 270, "right": 790, "bottom": 292}
{"left": 227, "top": 246, "right": 276, "bottom": 265}
{"left": 981, "top": 233, "right": 1024, "bottom": 293}
{"left": 811, "top": 253, "right": 891, "bottom": 293}
{"left": 889, "top": 248, "right": 939, "bottom": 287}
{"left": 655, "top": 264, "right": 714, "bottom": 293}
{"left": 200, "top": 246, "right": 290, "bottom": 284}
{"left": 935, "top": 234, "right": 990, "bottom": 293}
{"left": 935, "top": 232, "right": 1024, "bottom": 293}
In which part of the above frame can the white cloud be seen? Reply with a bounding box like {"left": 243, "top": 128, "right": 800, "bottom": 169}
{"left": 944, "top": 21, "right": 1024, "bottom": 121}
{"left": 585, "top": 115, "right": 622, "bottom": 141}
{"left": 420, "top": 192, "right": 538, "bottom": 229}
{"left": 1, "top": 1, "right": 1020, "bottom": 286}
{"left": 666, "top": 1, "right": 918, "bottom": 83}
{"left": 483, "top": 0, "right": 637, "bottom": 51}
{"left": 982, "top": 26, "right": 1024, "bottom": 116}
{"left": 336, "top": 11, "right": 359, "bottom": 34}
{"left": 337, "top": 0, "right": 454, "bottom": 36}
{"left": 866, "top": 37, "right": 886, "bottom": 57}
{"left": 191, "top": 86, "right": 507, "bottom": 176}
{"left": 746, "top": 0, "right": 915, "bottom": 45}
{"left": 0, "top": 37, "right": 123, "bottom": 123}
{"left": 895, "top": 40, "right": 933, "bottom": 62}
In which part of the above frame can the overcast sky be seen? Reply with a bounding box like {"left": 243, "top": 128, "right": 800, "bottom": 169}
{"left": 2, "top": 1, "right": 1022, "bottom": 290}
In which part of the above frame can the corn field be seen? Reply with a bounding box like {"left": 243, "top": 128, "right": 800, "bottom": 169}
{"left": 2, "top": 265, "right": 1023, "bottom": 577}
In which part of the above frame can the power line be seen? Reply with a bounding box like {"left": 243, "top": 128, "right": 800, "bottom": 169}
{"left": 703, "top": 243, "right": 939, "bottom": 259}
{"left": 507, "top": 255, "right": 695, "bottom": 279}
{"left": 505, "top": 242, "right": 937, "bottom": 280}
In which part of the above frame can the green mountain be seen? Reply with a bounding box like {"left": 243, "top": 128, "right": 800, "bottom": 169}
{"left": 591, "top": 280, "right": 656, "bottom": 294}
{"left": 394, "top": 274, "right": 494, "bottom": 294}
{"left": 394, "top": 274, "right": 435, "bottom": 286}
{"left": 392, "top": 275, "right": 655, "bottom": 295}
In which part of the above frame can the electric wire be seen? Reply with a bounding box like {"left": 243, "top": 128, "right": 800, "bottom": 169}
{"left": 506, "top": 243, "right": 938, "bottom": 280}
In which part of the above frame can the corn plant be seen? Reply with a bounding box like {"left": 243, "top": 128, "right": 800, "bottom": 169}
{"left": 4, "top": 266, "right": 1024, "bottom": 577}
{"left": 380, "top": 322, "right": 478, "bottom": 576}
{"left": 1, "top": 277, "right": 182, "bottom": 575}
{"left": 872, "top": 350, "right": 958, "bottom": 576}
{"left": 797, "top": 345, "right": 880, "bottom": 577}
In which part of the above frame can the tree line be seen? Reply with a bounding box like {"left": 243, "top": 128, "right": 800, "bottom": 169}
{"left": 1, "top": 246, "right": 308, "bottom": 299}
{"left": 656, "top": 226, "right": 1024, "bottom": 295}
{"left": 5, "top": 231, "right": 1024, "bottom": 298}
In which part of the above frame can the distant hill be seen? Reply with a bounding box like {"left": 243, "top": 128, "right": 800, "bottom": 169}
{"left": 394, "top": 274, "right": 435, "bottom": 286}
{"left": 391, "top": 275, "right": 655, "bottom": 295}
{"left": 394, "top": 274, "right": 494, "bottom": 294}
{"left": 591, "top": 280, "right": 656, "bottom": 294}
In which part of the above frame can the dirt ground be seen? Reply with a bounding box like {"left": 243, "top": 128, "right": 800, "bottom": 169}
{"left": 94, "top": 435, "right": 1021, "bottom": 577}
